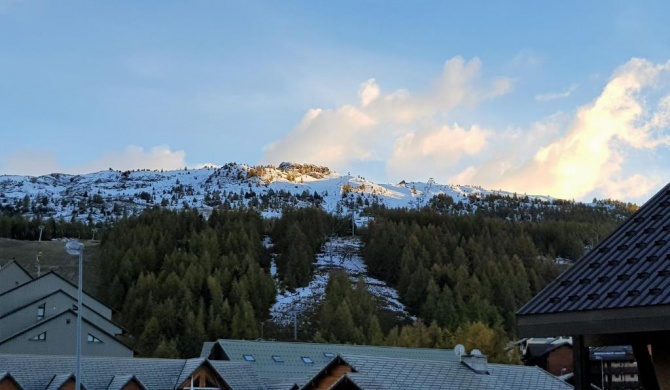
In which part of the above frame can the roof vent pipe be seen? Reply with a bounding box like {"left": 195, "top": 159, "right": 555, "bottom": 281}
{"left": 461, "top": 350, "right": 489, "bottom": 374}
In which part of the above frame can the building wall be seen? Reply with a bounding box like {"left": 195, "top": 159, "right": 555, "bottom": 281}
{"left": 546, "top": 345, "right": 574, "bottom": 376}
{"left": 0, "top": 311, "right": 132, "bottom": 357}
{"left": 311, "top": 364, "right": 353, "bottom": 390}
{"left": 0, "top": 291, "right": 122, "bottom": 340}
{"left": 0, "top": 377, "right": 21, "bottom": 390}
{"left": 0, "top": 273, "right": 112, "bottom": 318}
{"left": 0, "top": 262, "right": 32, "bottom": 294}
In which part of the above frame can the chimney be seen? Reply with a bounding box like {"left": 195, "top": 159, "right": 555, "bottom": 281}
{"left": 461, "top": 351, "right": 489, "bottom": 374}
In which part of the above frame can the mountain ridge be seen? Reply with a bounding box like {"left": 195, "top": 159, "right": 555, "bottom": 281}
{"left": 0, "top": 162, "right": 634, "bottom": 224}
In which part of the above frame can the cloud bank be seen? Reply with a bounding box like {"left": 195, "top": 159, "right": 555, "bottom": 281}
{"left": 263, "top": 56, "right": 511, "bottom": 177}
{"left": 264, "top": 57, "right": 670, "bottom": 202}
{"left": 457, "top": 58, "right": 670, "bottom": 200}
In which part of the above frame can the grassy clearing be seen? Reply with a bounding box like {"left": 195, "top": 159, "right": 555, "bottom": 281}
{"left": 0, "top": 238, "right": 102, "bottom": 295}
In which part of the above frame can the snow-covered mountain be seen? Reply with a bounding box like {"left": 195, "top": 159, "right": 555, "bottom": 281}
{"left": 0, "top": 162, "right": 561, "bottom": 223}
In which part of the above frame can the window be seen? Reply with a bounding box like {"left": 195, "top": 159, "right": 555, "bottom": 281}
{"left": 37, "top": 303, "right": 45, "bottom": 320}
{"left": 323, "top": 352, "right": 335, "bottom": 358}
{"left": 87, "top": 334, "right": 103, "bottom": 343}
{"left": 301, "top": 356, "right": 314, "bottom": 364}
{"left": 30, "top": 331, "right": 46, "bottom": 341}
{"left": 243, "top": 354, "right": 255, "bottom": 362}
{"left": 271, "top": 355, "right": 284, "bottom": 363}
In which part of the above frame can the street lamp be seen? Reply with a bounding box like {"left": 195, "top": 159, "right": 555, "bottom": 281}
{"left": 65, "top": 240, "right": 84, "bottom": 390}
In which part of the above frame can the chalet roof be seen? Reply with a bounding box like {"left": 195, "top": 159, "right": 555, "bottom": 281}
{"left": 0, "top": 271, "right": 113, "bottom": 313}
{"left": 0, "top": 355, "right": 266, "bottom": 390}
{"left": 0, "top": 309, "right": 133, "bottom": 354}
{"left": 205, "top": 339, "right": 458, "bottom": 385}
{"left": 517, "top": 182, "right": 670, "bottom": 336}
{"left": 0, "top": 288, "right": 124, "bottom": 334}
{"left": 0, "top": 260, "right": 34, "bottom": 280}
{"left": 333, "top": 354, "right": 572, "bottom": 390}
{"left": 106, "top": 375, "right": 147, "bottom": 390}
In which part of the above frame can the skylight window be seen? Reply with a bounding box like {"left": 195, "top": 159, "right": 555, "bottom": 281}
{"left": 87, "top": 334, "right": 103, "bottom": 343}
{"left": 301, "top": 356, "right": 314, "bottom": 364}
{"left": 271, "top": 355, "right": 283, "bottom": 363}
{"left": 243, "top": 354, "right": 255, "bottom": 362}
{"left": 323, "top": 352, "right": 335, "bottom": 358}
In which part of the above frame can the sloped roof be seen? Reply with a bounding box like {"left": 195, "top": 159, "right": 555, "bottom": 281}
{"left": 0, "top": 260, "right": 34, "bottom": 281}
{"left": 518, "top": 182, "right": 670, "bottom": 336}
{"left": 0, "top": 309, "right": 132, "bottom": 354}
{"left": 336, "top": 354, "right": 572, "bottom": 390}
{"left": 206, "top": 339, "right": 457, "bottom": 385}
{"left": 0, "top": 355, "right": 265, "bottom": 390}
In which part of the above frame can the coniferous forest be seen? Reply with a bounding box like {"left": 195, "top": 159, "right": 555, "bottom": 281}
{"left": 0, "top": 195, "right": 632, "bottom": 361}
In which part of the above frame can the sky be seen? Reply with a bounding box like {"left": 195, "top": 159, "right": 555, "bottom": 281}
{"left": 2, "top": 1, "right": 670, "bottom": 204}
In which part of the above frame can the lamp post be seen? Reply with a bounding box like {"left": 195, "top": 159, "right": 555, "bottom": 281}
{"left": 65, "top": 240, "right": 84, "bottom": 390}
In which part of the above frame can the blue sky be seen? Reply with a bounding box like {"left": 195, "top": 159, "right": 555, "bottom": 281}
{"left": 2, "top": 1, "right": 670, "bottom": 203}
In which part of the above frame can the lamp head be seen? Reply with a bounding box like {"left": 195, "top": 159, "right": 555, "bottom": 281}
{"left": 65, "top": 240, "right": 84, "bottom": 255}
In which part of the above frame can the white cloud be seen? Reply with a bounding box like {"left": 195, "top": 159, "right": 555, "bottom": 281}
{"left": 0, "top": 145, "right": 189, "bottom": 176}
{"left": 453, "top": 58, "right": 670, "bottom": 201}
{"left": 535, "top": 84, "right": 578, "bottom": 101}
{"left": 262, "top": 56, "right": 512, "bottom": 176}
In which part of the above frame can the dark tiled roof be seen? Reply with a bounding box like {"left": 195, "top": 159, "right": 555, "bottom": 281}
{"left": 518, "top": 182, "right": 670, "bottom": 315}
{"left": 0, "top": 355, "right": 266, "bottom": 390}
{"left": 337, "top": 354, "right": 572, "bottom": 390}
{"left": 206, "top": 339, "right": 457, "bottom": 386}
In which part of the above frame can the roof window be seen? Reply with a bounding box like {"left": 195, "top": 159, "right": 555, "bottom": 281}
{"left": 597, "top": 276, "right": 610, "bottom": 283}
{"left": 627, "top": 257, "right": 639, "bottom": 265}
{"left": 301, "top": 356, "right": 314, "bottom": 364}
{"left": 617, "top": 274, "right": 630, "bottom": 281}
{"left": 607, "top": 260, "right": 620, "bottom": 266}
{"left": 616, "top": 245, "right": 628, "bottom": 251}
{"left": 635, "top": 242, "right": 647, "bottom": 249}
{"left": 628, "top": 290, "right": 640, "bottom": 297}
{"left": 607, "top": 291, "right": 620, "bottom": 299}
{"left": 243, "top": 354, "right": 255, "bottom": 362}
{"left": 652, "top": 214, "right": 663, "bottom": 221}
{"left": 625, "top": 230, "right": 637, "bottom": 237}
{"left": 271, "top": 355, "right": 284, "bottom": 363}
{"left": 644, "top": 227, "right": 656, "bottom": 234}
{"left": 598, "top": 247, "right": 610, "bottom": 253}
{"left": 560, "top": 280, "right": 572, "bottom": 287}
{"left": 578, "top": 278, "right": 590, "bottom": 285}
{"left": 637, "top": 272, "right": 650, "bottom": 279}
{"left": 323, "top": 352, "right": 335, "bottom": 358}
{"left": 587, "top": 293, "right": 599, "bottom": 300}
{"left": 646, "top": 255, "right": 659, "bottom": 262}
{"left": 649, "top": 288, "right": 662, "bottom": 296}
